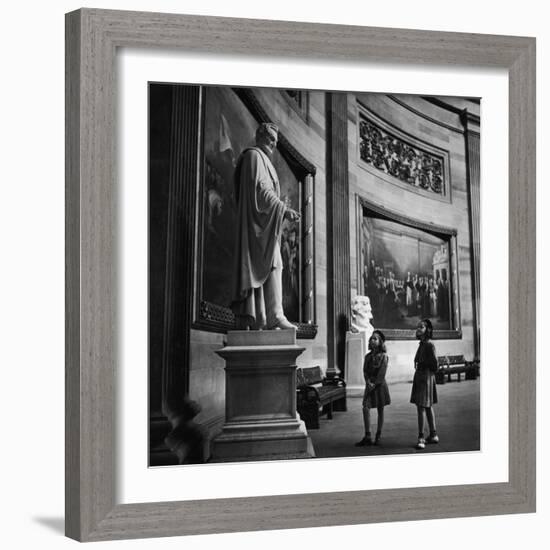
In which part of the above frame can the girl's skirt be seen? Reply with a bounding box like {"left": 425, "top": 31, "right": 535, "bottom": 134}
{"left": 364, "top": 381, "right": 391, "bottom": 409}
{"left": 410, "top": 369, "right": 438, "bottom": 407}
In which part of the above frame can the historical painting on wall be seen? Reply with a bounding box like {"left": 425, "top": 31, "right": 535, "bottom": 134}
{"left": 201, "top": 87, "right": 303, "bottom": 323}
{"left": 361, "top": 212, "right": 453, "bottom": 333}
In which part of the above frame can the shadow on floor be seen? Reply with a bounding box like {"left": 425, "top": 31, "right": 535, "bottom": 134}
{"left": 32, "top": 517, "right": 65, "bottom": 534}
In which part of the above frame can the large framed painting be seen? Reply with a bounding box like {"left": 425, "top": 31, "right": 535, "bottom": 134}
{"left": 192, "top": 86, "right": 317, "bottom": 337}
{"left": 357, "top": 197, "right": 461, "bottom": 339}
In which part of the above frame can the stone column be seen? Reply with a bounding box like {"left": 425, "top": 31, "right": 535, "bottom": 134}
{"left": 325, "top": 92, "right": 351, "bottom": 378}
{"left": 161, "top": 85, "right": 201, "bottom": 412}
{"left": 461, "top": 110, "right": 481, "bottom": 361}
{"left": 211, "top": 329, "right": 314, "bottom": 462}
{"left": 149, "top": 84, "right": 202, "bottom": 466}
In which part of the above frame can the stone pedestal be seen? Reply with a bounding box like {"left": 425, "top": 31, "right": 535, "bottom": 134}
{"left": 210, "top": 328, "right": 315, "bottom": 462}
{"left": 345, "top": 330, "right": 369, "bottom": 394}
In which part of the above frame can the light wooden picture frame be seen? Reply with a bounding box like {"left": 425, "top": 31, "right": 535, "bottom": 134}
{"left": 65, "top": 8, "right": 536, "bottom": 542}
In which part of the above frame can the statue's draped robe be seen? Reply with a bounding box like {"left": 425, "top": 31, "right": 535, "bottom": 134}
{"left": 231, "top": 147, "right": 286, "bottom": 327}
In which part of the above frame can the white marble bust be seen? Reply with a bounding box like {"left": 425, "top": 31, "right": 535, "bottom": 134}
{"left": 350, "top": 295, "right": 374, "bottom": 334}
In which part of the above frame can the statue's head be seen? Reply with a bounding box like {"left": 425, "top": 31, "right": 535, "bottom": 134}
{"left": 351, "top": 295, "right": 373, "bottom": 323}
{"left": 256, "top": 123, "right": 279, "bottom": 156}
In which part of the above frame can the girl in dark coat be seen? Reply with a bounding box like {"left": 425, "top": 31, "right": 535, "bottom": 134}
{"left": 355, "top": 330, "right": 391, "bottom": 446}
{"left": 410, "top": 319, "right": 439, "bottom": 449}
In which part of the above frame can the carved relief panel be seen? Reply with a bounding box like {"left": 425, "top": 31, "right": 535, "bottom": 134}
{"left": 357, "top": 102, "right": 452, "bottom": 203}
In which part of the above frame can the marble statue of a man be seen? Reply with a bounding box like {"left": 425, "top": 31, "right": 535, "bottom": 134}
{"left": 231, "top": 122, "right": 300, "bottom": 330}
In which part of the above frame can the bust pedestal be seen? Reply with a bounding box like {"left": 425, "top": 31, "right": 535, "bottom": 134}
{"left": 210, "top": 328, "right": 315, "bottom": 462}
{"left": 345, "top": 330, "right": 370, "bottom": 394}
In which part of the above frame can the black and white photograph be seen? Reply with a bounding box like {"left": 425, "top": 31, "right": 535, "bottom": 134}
{"left": 3, "top": 0, "right": 543, "bottom": 548}
{"left": 149, "top": 84, "right": 481, "bottom": 465}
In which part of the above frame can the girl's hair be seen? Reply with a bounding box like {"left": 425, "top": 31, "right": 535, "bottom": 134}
{"left": 370, "top": 330, "right": 387, "bottom": 353}
{"left": 421, "top": 318, "right": 433, "bottom": 339}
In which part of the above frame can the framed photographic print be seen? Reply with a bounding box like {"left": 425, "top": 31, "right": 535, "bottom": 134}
{"left": 65, "top": 8, "right": 535, "bottom": 542}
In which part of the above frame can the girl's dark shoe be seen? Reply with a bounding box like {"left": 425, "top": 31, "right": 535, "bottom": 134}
{"left": 374, "top": 432, "right": 382, "bottom": 445}
{"left": 355, "top": 436, "right": 373, "bottom": 447}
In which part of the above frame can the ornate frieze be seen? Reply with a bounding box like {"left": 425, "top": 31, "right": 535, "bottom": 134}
{"left": 358, "top": 113, "right": 446, "bottom": 196}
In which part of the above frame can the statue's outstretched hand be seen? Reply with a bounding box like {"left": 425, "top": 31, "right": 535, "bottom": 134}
{"left": 284, "top": 207, "right": 301, "bottom": 222}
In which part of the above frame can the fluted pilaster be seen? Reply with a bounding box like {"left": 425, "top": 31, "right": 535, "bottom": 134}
{"left": 161, "top": 85, "right": 201, "bottom": 414}
{"left": 462, "top": 111, "right": 481, "bottom": 361}
{"left": 326, "top": 93, "right": 351, "bottom": 376}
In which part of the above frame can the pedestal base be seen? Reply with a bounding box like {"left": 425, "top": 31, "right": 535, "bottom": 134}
{"left": 210, "top": 328, "right": 315, "bottom": 462}
{"left": 345, "top": 330, "right": 371, "bottom": 392}
{"left": 211, "top": 416, "right": 314, "bottom": 462}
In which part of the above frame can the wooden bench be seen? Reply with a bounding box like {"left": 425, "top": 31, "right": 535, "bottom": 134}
{"left": 436, "top": 355, "right": 479, "bottom": 384}
{"left": 296, "top": 366, "right": 347, "bottom": 429}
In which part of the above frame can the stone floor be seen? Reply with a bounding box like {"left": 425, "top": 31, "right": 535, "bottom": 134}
{"left": 309, "top": 378, "right": 480, "bottom": 458}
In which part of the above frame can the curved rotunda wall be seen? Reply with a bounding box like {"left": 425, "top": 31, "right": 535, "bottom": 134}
{"left": 348, "top": 93, "right": 480, "bottom": 383}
